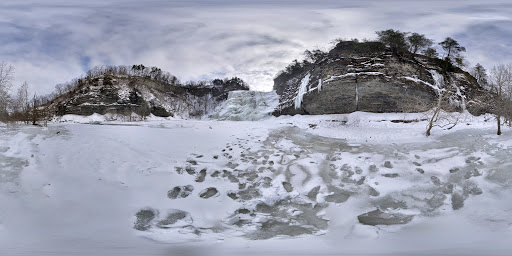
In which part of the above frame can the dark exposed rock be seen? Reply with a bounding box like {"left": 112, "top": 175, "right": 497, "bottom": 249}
{"left": 464, "top": 169, "right": 481, "bottom": 179}
{"left": 442, "top": 183, "right": 454, "bottom": 194}
{"left": 431, "top": 176, "right": 442, "bottom": 186}
{"left": 156, "top": 209, "right": 193, "bottom": 228}
{"left": 324, "top": 186, "right": 351, "bottom": 203}
{"left": 427, "top": 193, "right": 447, "bottom": 209}
{"left": 236, "top": 208, "right": 251, "bottom": 215}
{"left": 451, "top": 192, "right": 465, "bottom": 210}
{"left": 463, "top": 182, "right": 483, "bottom": 196}
{"left": 199, "top": 187, "right": 219, "bottom": 199}
{"left": 307, "top": 186, "right": 321, "bottom": 201}
{"left": 358, "top": 209, "right": 414, "bottom": 226}
{"left": 449, "top": 167, "right": 460, "bottom": 173}
{"left": 227, "top": 191, "right": 239, "bottom": 200}
{"left": 167, "top": 185, "right": 194, "bottom": 199}
{"left": 282, "top": 181, "right": 293, "bottom": 192}
{"left": 195, "top": 169, "right": 207, "bottom": 183}
{"left": 368, "top": 186, "right": 380, "bottom": 197}
{"left": 248, "top": 220, "right": 313, "bottom": 240}
{"left": 134, "top": 208, "right": 159, "bottom": 231}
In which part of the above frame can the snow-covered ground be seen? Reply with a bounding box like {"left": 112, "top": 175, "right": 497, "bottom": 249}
{"left": 1, "top": 112, "right": 511, "bottom": 256}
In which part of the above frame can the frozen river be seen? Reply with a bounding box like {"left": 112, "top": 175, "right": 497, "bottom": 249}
{"left": 1, "top": 113, "right": 511, "bottom": 255}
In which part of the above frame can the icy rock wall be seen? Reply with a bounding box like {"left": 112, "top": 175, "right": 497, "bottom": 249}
{"left": 211, "top": 90, "right": 279, "bottom": 121}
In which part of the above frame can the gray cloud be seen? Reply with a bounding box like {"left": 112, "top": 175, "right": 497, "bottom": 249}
{"left": 0, "top": 0, "right": 511, "bottom": 95}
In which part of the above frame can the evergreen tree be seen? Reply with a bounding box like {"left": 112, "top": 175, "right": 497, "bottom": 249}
{"left": 376, "top": 29, "right": 409, "bottom": 54}
{"left": 439, "top": 37, "right": 466, "bottom": 59}
{"left": 407, "top": 33, "right": 433, "bottom": 55}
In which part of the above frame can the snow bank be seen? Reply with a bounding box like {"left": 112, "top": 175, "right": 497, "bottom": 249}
{"left": 53, "top": 113, "right": 108, "bottom": 123}
{"left": 211, "top": 90, "right": 279, "bottom": 121}
{"left": 53, "top": 113, "right": 172, "bottom": 124}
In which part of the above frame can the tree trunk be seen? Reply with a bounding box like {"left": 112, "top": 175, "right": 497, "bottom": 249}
{"left": 497, "top": 115, "right": 502, "bottom": 135}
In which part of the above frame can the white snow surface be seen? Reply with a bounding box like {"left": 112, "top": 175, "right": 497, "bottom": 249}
{"left": 210, "top": 90, "right": 279, "bottom": 121}
{"left": 1, "top": 112, "right": 512, "bottom": 256}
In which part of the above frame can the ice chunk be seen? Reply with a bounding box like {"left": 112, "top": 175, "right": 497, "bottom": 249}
{"left": 451, "top": 193, "right": 465, "bottom": 210}
{"left": 156, "top": 209, "right": 193, "bottom": 228}
{"left": 199, "top": 187, "right": 219, "bottom": 199}
{"left": 167, "top": 185, "right": 194, "bottom": 199}
{"left": 134, "top": 208, "right": 159, "bottom": 231}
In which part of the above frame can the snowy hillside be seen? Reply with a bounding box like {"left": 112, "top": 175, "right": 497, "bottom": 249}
{"left": 48, "top": 73, "right": 249, "bottom": 120}
{"left": 1, "top": 113, "right": 511, "bottom": 255}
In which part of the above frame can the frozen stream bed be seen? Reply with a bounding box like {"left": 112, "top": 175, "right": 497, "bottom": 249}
{"left": 0, "top": 112, "right": 511, "bottom": 255}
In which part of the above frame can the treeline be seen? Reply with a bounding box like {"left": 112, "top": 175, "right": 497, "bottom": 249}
{"left": 53, "top": 64, "right": 180, "bottom": 98}
{"left": 86, "top": 64, "right": 179, "bottom": 85}
{"left": 280, "top": 29, "right": 468, "bottom": 77}
{"left": 0, "top": 64, "right": 46, "bottom": 125}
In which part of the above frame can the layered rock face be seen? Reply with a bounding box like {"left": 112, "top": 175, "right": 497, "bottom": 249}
{"left": 50, "top": 76, "right": 249, "bottom": 118}
{"left": 273, "top": 41, "right": 484, "bottom": 116}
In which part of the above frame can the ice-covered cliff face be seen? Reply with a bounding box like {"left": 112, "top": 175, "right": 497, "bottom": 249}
{"left": 49, "top": 76, "right": 248, "bottom": 119}
{"left": 210, "top": 90, "right": 279, "bottom": 121}
{"left": 273, "top": 41, "right": 484, "bottom": 116}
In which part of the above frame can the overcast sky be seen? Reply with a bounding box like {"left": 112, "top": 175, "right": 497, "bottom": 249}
{"left": 1, "top": 0, "right": 512, "bottom": 95}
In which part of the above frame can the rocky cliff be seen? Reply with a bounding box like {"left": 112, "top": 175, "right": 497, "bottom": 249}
{"left": 273, "top": 41, "right": 485, "bottom": 116}
{"left": 49, "top": 75, "right": 249, "bottom": 119}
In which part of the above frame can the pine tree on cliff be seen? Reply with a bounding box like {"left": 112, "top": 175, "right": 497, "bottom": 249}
{"left": 376, "top": 29, "right": 408, "bottom": 54}
{"left": 439, "top": 37, "right": 466, "bottom": 60}
{"left": 407, "top": 33, "right": 433, "bottom": 55}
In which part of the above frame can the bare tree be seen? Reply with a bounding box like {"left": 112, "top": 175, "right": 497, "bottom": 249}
{"left": 489, "top": 64, "right": 512, "bottom": 135}
{"left": 425, "top": 90, "right": 461, "bottom": 136}
{"left": 424, "top": 72, "right": 461, "bottom": 137}
{"left": 55, "top": 84, "right": 65, "bottom": 95}
{"left": 30, "top": 93, "right": 40, "bottom": 125}
{"left": 0, "top": 62, "right": 14, "bottom": 120}
{"left": 14, "top": 82, "right": 30, "bottom": 123}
